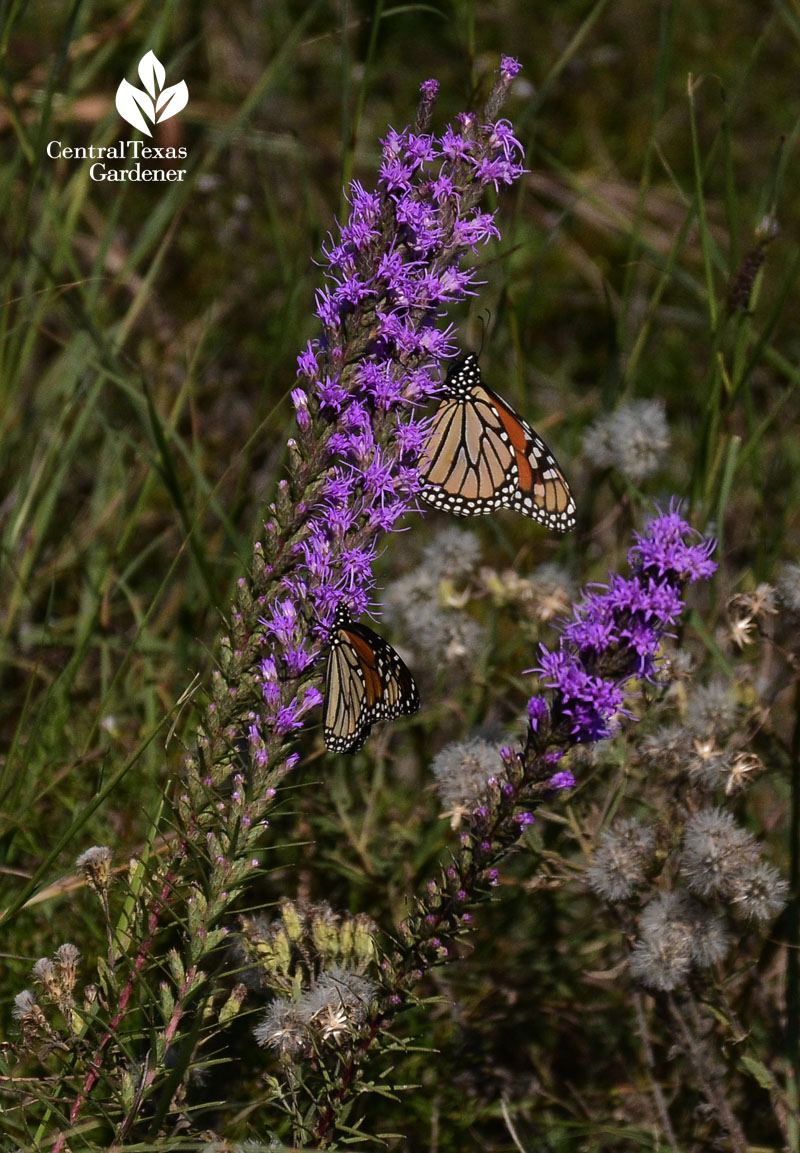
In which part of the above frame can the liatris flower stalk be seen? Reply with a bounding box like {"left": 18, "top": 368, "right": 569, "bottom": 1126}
{"left": 48, "top": 60, "right": 527, "bottom": 1149}
{"left": 195, "top": 55, "right": 526, "bottom": 794}
{"left": 527, "top": 503, "right": 716, "bottom": 752}
{"left": 307, "top": 508, "right": 716, "bottom": 1144}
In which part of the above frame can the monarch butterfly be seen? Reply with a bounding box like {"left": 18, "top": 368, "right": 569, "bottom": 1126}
{"left": 323, "top": 603, "right": 420, "bottom": 754}
{"left": 419, "top": 354, "right": 576, "bottom": 530}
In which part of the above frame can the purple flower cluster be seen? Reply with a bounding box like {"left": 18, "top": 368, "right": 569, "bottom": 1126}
{"left": 291, "top": 64, "right": 525, "bottom": 603}
{"left": 530, "top": 507, "right": 716, "bottom": 747}
{"left": 250, "top": 60, "right": 526, "bottom": 749}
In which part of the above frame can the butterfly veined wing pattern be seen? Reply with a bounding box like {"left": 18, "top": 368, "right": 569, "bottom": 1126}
{"left": 419, "top": 354, "right": 576, "bottom": 531}
{"left": 324, "top": 604, "right": 420, "bottom": 754}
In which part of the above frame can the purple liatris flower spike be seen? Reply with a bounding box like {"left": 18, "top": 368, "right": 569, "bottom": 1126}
{"left": 239, "top": 61, "right": 527, "bottom": 764}
{"left": 527, "top": 505, "right": 716, "bottom": 750}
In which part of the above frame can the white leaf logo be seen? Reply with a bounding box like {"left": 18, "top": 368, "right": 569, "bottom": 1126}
{"left": 115, "top": 51, "right": 188, "bottom": 136}
{"left": 138, "top": 50, "right": 165, "bottom": 97}
{"left": 115, "top": 79, "right": 155, "bottom": 135}
{"left": 156, "top": 81, "right": 188, "bottom": 122}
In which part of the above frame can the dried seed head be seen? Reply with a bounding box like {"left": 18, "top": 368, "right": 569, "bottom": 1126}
{"left": 638, "top": 723, "right": 693, "bottom": 771}
{"left": 630, "top": 906, "right": 693, "bottom": 991}
{"left": 686, "top": 738, "right": 733, "bottom": 788}
{"left": 679, "top": 808, "right": 760, "bottom": 899}
{"left": 482, "top": 562, "right": 575, "bottom": 622}
{"left": 55, "top": 944, "right": 79, "bottom": 994}
{"left": 385, "top": 530, "right": 486, "bottom": 675}
{"left": 12, "top": 989, "right": 53, "bottom": 1051}
{"left": 688, "top": 909, "right": 730, "bottom": 967}
{"left": 301, "top": 966, "right": 375, "bottom": 1046}
{"left": 586, "top": 819, "right": 656, "bottom": 902}
{"left": 253, "top": 998, "right": 307, "bottom": 1055}
{"left": 630, "top": 891, "right": 730, "bottom": 990}
{"left": 253, "top": 961, "right": 376, "bottom": 1056}
{"left": 582, "top": 400, "right": 670, "bottom": 483}
{"left": 724, "top": 752, "right": 763, "bottom": 796}
{"left": 726, "top": 585, "right": 777, "bottom": 649}
{"left": 76, "top": 845, "right": 113, "bottom": 897}
{"left": 728, "top": 861, "right": 789, "bottom": 923}
{"left": 684, "top": 681, "right": 739, "bottom": 740}
{"left": 32, "top": 959, "right": 60, "bottom": 1001}
{"left": 13, "top": 990, "right": 40, "bottom": 1023}
{"left": 431, "top": 737, "right": 505, "bottom": 818}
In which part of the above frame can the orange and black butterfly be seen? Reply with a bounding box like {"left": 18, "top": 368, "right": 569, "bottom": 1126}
{"left": 323, "top": 604, "right": 420, "bottom": 754}
{"left": 419, "top": 354, "right": 576, "bottom": 531}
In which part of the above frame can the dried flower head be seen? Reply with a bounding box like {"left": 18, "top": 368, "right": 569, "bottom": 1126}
{"left": 386, "top": 529, "right": 485, "bottom": 674}
{"left": 481, "top": 561, "right": 576, "bottom": 622}
{"left": 638, "top": 722, "right": 694, "bottom": 772}
{"left": 658, "top": 646, "right": 695, "bottom": 683}
{"left": 527, "top": 563, "right": 578, "bottom": 622}
{"left": 76, "top": 845, "right": 113, "bottom": 897}
{"left": 253, "top": 965, "right": 376, "bottom": 1055}
{"left": 728, "top": 861, "right": 789, "bottom": 922}
{"left": 586, "top": 818, "right": 656, "bottom": 902}
{"left": 420, "top": 526, "right": 483, "bottom": 583}
{"left": 253, "top": 997, "right": 307, "bottom": 1056}
{"left": 432, "top": 737, "right": 505, "bottom": 821}
{"left": 55, "top": 944, "right": 79, "bottom": 995}
{"left": 13, "top": 989, "right": 40, "bottom": 1023}
{"left": 686, "top": 737, "right": 734, "bottom": 787}
{"left": 726, "top": 584, "right": 777, "bottom": 649}
{"left": 630, "top": 894, "right": 694, "bottom": 991}
{"left": 630, "top": 891, "right": 730, "bottom": 990}
{"left": 582, "top": 399, "right": 670, "bottom": 484}
{"left": 684, "top": 681, "right": 739, "bottom": 740}
{"left": 688, "top": 910, "right": 731, "bottom": 967}
{"left": 12, "top": 987, "right": 67, "bottom": 1056}
{"left": 679, "top": 808, "right": 760, "bottom": 899}
{"left": 303, "top": 966, "right": 376, "bottom": 1043}
{"left": 724, "top": 752, "right": 764, "bottom": 796}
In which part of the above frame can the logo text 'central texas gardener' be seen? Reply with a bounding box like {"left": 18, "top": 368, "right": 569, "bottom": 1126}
{"left": 45, "top": 50, "right": 189, "bottom": 183}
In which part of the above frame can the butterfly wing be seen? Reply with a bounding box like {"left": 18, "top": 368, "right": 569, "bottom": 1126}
{"left": 419, "top": 355, "right": 576, "bottom": 531}
{"left": 324, "top": 628, "right": 372, "bottom": 754}
{"left": 324, "top": 609, "right": 420, "bottom": 754}
{"left": 418, "top": 389, "right": 516, "bottom": 516}
{"left": 479, "top": 381, "right": 576, "bottom": 529}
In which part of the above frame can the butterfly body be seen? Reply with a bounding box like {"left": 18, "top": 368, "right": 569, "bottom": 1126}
{"left": 324, "top": 604, "right": 420, "bottom": 754}
{"left": 419, "top": 354, "right": 576, "bottom": 530}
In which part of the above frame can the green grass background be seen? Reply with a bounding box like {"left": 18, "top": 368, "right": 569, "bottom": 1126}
{"left": 1, "top": 0, "right": 799, "bottom": 1148}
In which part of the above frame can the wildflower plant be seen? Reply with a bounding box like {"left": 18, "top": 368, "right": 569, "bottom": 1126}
{"left": 3, "top": 31, "right": 794, "bottom": 1153}
{"left": 5, "top": 57, "right": 539, "bottom": 1149}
